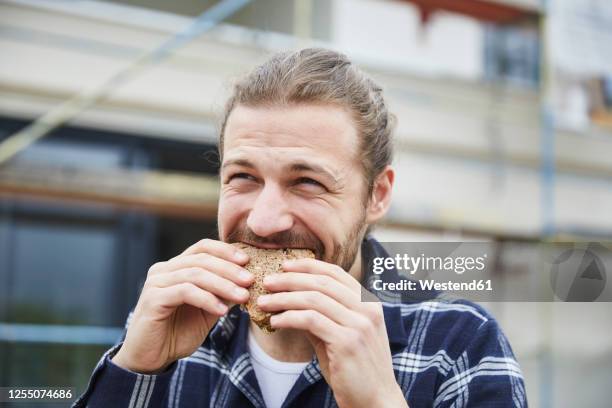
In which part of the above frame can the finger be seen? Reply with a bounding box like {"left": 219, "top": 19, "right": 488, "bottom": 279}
{"left": 149, "top": 267, "right": 250, "bottom": 304}
{"left": 178, "top": 238, "right": 249, "bottom": 265}
{"left": 263, "top": 272, "right": 360, "bottom": 309}
{"left": 258, "top": 291, "right": 361, "bottom": 327}
{"left": 282, "top": 258, "right": 361, "bottom": 292}
{"left": 155, "top": 253, "right": 253, "bottom": 286}
{"left": 270, "top": 310, "right": 345, "bottom": 343}
{"left": 154, "top": 282, "right": 228, "bottom": 316}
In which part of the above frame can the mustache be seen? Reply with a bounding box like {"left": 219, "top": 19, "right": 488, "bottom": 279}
{"left": 225, "top": 226, "right": 325, "bottom": 260}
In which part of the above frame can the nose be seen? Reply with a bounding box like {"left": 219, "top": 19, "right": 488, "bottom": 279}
{"left": 246, "top": 182, "right": 294, "bottom": 237}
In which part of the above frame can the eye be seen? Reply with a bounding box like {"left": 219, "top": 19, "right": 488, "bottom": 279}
{"left": 296, "top": 177, "right": 322, "bottom": 187}
{"left": 225, "top": 173, "right": 257, "bottom": 184}
{"left": 294, "top": 177, "right": 327, "bottom": 193}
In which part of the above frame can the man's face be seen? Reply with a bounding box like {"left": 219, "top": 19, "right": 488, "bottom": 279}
{"left": 218, "top": 103, "right": 368, "bottom": 272}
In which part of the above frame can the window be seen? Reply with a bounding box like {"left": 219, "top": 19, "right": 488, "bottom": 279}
{"left": 0, "top": 117, "right": 219, "bottom": 402}
{"left": 484, "top": 23, "right": 540, "bottom": 87}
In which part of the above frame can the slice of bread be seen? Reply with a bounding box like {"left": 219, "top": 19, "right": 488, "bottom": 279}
{"left": 231, "top": 242, "right": 315, "bottom": 333}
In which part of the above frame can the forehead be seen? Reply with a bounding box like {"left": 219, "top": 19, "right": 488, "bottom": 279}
{"left": 222, "top": 104, "right": 360, "bottom": 165}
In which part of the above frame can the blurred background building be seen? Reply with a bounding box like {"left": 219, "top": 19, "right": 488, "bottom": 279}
{"left": 0, "top": 0, "right": 611, "bottom": 407}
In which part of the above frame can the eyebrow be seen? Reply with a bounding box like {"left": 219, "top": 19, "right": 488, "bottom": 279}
{"left": 222, "top": 158, "right": 339, "bottom": 184}
{"left": 221, "top": 159, "right": 255, "bottom": 171}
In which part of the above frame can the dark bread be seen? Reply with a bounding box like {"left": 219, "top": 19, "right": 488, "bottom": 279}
{"left": 231, "top": 242, "right": 315, "bottom": 333}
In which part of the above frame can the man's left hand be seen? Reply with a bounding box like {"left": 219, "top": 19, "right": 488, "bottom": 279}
{"left": 258, "top": 258, "right": 408, "bottom": 408}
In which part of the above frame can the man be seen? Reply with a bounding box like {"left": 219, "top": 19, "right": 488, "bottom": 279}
{"left": 74, "top": 48, "right": 526, "bottom": 408}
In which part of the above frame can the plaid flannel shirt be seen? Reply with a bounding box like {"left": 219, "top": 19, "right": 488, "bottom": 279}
{"left": 74, "top": 236, "right": 527, "bottom": 407}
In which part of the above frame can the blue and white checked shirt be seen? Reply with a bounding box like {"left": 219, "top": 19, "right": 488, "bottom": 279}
{"left": 74, "top": 236, "right": 527, "bottom": 407}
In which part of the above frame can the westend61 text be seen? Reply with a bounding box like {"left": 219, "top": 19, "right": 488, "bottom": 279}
{"left": 373, "top": 279, "right": 493, "bottom": 292}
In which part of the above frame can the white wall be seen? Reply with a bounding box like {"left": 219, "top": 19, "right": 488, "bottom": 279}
{"left": 2, "top": 0, "right": 612, "bottom": 238}
{"left": 331, "top": 0, "right": 484, "bottom": 79}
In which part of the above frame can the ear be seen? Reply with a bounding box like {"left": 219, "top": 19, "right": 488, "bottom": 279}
{"left": 365, "top": 165, "right": 394, "bottom": 224}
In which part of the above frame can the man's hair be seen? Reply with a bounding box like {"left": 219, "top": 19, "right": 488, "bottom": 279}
{"left": 218, "top": 47, "right": 395, "bottom": 199}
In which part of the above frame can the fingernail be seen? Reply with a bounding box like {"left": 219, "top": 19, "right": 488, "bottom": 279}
{"left": 270, "top": 315, "right": 278, "bottom": 326}
{"left": 234, "top": 287, "right": 249, "bottom": 298}
{"left": 257, "top": 295, "right": 269, "bottom": 305}
{"left": 263, "top": 275, "right": 276, "bottom": 285}
{"left": 239, "top": 269, "right": 253, "bottom": 281}
{"left": 217, "top": 302, "right": 228, "bottom": 313}
{"left": 282, "top": 260, "right": 295, "bottom": 269}
{"left": 235, "top": 251, "right": 249, "bottom": 263}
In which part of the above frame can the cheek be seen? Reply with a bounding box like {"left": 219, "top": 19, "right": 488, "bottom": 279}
{"left": 291, "top": 197, "right": 347, "bottom": 249}
{"left": 304, "top": 194, "right": 364, "bottom": 238}
{"left": 218, "top": 191, "right": 249, "bottom": 240}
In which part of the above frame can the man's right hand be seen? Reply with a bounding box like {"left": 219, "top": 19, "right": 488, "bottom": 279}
{"left": 111, "top": 239, "right": 253, "bottom": 374}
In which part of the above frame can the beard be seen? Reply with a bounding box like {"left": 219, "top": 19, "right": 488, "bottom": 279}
{"left": 224, "top": 209, "right": 367, "bottom": 273}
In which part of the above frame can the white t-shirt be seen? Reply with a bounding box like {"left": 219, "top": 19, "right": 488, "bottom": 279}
{"left": 247, "top": 330, "right": 310, "bottom": 408}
